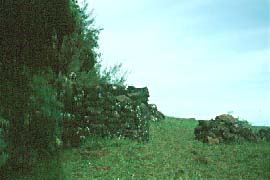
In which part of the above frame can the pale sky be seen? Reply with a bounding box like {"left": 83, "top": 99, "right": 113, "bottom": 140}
{"left": 79, "top": 0, "right": 270, "bottom": 126}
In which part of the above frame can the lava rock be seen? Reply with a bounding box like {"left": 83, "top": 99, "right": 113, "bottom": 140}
{"left": 61, "top": 84, "right": 164, "bottom": 145}
{"left": 194, "top": 114, "right": 258, "bottom": 144}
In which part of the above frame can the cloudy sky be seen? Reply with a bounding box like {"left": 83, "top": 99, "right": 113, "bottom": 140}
{"left": 79, "top": 0, "right": 270, "bottom": 126}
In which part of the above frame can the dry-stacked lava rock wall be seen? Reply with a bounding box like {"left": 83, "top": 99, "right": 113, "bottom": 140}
{"left": 61, "top": 84, "right": 165, "bottom": 146}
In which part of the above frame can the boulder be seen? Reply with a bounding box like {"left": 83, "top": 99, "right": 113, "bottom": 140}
{"left": 115, "top": 95, "right": 131, "bottom": 103}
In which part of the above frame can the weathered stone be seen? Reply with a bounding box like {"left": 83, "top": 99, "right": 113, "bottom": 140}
{"left": 194, "top": 114, "right": 259, "bottom": 144}
{"left": 62, "top": 83, "right": 164, "bottom": 145}
{"left": 207, "top": 136, "right": 219, "bottom": 144}
{"left": 215, "top": 114, "right": 237, "bottom": 124}
{"left": 115, "top": 95, "right": 131, "bottom": 102}
{"left": 112, "top": 111, "right": 120, "bottom": 119}
{"left": 258, "top": 128, "right": 270, "bottom": 141}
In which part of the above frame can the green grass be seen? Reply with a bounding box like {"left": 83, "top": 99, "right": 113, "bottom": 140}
{"left": 5, "top": 117, "right": 270, "bottom": 180}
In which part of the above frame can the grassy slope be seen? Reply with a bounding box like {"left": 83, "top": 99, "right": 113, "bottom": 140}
{"left": 6, "top": 117, "right": 270, "bottom": 180}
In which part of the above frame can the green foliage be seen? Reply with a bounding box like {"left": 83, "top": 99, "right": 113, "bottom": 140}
{"left": 0, "top": 0, "right": 76, "bottom": 71}
{"left": 0, "top": 151, "right": 8, "bottom": 169}
{"left": 58, "top": 1, "right": 101, "bottom": 75}
{"left": 27, "top": 70, "right": 63, "bottom": 152}
{"left": 0, "top": 0, "right": 78, "bottom": 169}
{"left": 0, "top": 115, "right": 9, "bottom": 129}
{"left": 51, "top": 2, "right": 103, "bottom": 148}
{"left": 97, "top": 63, "right": 128, "bottom": 85}
{"left": 0, "top": 115, "right": 9, "bottom": 169}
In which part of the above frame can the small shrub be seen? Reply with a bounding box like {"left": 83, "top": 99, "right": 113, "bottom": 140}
{"left": 97, "top": 63, "right": 128, "bottom": 86}
{"left": 28, "top": 71, "right": 63, "bottom": 153}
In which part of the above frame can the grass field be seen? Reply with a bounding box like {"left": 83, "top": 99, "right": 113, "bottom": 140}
{"left": 5, "top": 117, "right": 270, "bottom": 180}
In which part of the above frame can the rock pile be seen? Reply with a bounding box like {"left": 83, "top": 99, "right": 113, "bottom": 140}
{"left": 61, "top": 84, "right": 164, "bottom": 146}
{"left": 194, "top": 114, "right": 257, "bottom": 143}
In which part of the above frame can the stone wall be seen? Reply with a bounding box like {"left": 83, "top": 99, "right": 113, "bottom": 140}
{"left": 61, "top": 84, "right": 164, "bottom": 146}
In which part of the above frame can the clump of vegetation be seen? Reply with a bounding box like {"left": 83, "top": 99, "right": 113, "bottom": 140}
{"left": 97, "top": 63, "right": 129, "bottom": 86}
{"left": 194, "top": 114, "right": 258, "bottom": 143}
{"left": 258, "top": 127, "right": 270, "bottom": 141}
{"left": 0, "top": 115, "right": 9, "bottom": 169}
